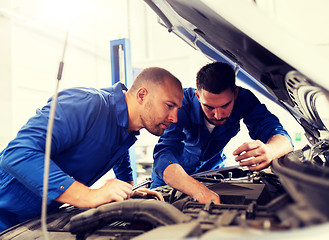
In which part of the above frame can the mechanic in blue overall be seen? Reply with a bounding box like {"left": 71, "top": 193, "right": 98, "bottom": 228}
{"left": 151, "top": 62, "right": 293, "bottom": 204}
{"left": 0, "top": 67, "right": 183, "bottom": 232}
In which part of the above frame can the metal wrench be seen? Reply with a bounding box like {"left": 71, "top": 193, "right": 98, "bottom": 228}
{"left": 132, "top": 178, "right": 153, "bottom": 190}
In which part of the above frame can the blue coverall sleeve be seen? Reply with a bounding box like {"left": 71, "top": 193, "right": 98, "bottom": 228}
{"left": 240, "top": 90, "right": 292, "bottom": 145}
{"left": 0, "top": 89, "right": 102, "bottom": 201}
{"left": 113, "top": 151, "right": 134, "bottom": 182}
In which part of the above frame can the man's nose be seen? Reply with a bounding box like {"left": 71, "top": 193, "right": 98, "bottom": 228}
{"left": 213, "top": 108, "right": 222, "bottom": 120}
{"left": 168, "top": 109, "right": 179, "bottom": 123}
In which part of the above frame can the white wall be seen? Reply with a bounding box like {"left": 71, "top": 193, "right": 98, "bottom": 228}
{"left": 0, "top": 0, "right": 122, "bottom": 149}
{"left": 0, "top": 0, "right": 13, "bottom": 151}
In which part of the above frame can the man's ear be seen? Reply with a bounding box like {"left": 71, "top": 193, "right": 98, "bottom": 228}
{"left": 195, "top": 89, "right": 200, "bottom": 101}
{"left": 234, "top": 86, "right": 239, "bottom": 100}
{"left": 136, "top": 87, "right": 148, "bottom": 104}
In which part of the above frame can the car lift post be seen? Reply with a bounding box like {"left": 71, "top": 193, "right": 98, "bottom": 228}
{"left": 110, "top": 38, "right": 137, "bottom": 183}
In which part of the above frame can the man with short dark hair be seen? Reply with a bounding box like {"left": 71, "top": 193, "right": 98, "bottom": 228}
{"left": 151, "top": 62, "right": 293, "bottom": 204}
{"left": 0, "top": 67, "right": 183, "bottom": 232}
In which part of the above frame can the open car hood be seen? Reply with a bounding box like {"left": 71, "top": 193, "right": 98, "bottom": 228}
{"left": 145, "top": 0, "right": 329, "bottom": 144}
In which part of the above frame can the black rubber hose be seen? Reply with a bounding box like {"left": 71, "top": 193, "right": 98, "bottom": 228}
{"left": 69, "top": 199, "right": 191, "bottom": 236}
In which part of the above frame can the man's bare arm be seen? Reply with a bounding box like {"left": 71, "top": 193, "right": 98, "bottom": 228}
{"left": 163, "top": 163, "right": 220, "bottom": 204}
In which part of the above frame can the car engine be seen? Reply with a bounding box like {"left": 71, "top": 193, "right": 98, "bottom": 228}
{"left": 2, "top": 145, "right": 329, "bottom": 240}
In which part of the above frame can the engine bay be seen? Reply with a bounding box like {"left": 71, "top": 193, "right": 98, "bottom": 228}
{"left": 3, "top": 147, "right": 329, "bottom": 240}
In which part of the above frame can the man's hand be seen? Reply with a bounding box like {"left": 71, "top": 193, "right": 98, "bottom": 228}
{"left": 55, "top": 179, "right": 133, "bottom": 209}
{"left": 233, "top": 135, "right": 293, "bottom": 171}
{"left": 233, "top": 140, "right": 272, "bottom": 171}
{"left": 95, "top": 179, "right": 133, "bottom": 203}
{"left": 163, "top": 163, "right": 220, "bottom": 204}
{"left": 131, "top": 188, "right": 164, "bottom": 201}
{"left": 192, "top": 186, "right": 220, "bottom": 204}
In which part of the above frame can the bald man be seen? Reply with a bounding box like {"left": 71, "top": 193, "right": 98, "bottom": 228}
{"left": 0, "top": 67, "right": 183, "bottom": 232}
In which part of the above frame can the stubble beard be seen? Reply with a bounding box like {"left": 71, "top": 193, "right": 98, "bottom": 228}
{"left": 141, "top": 116, "right": 163, "bottom": 136}
{"left": 140, "top": 102, "right": 164, "bottom": 136}
{"left": 205, "top": 114, "right": 228, "bottom": 126}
